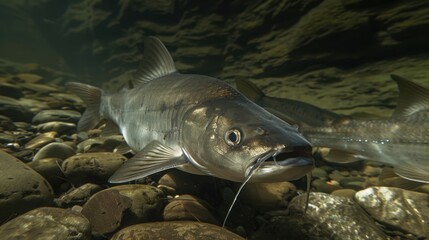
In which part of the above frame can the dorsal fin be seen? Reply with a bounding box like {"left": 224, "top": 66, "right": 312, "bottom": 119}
{"left": 391, "top": 74, "right": 429, "bottom": 116}
{"left": 133, "top": 36, "right": 177, "bottom": 86}
{"left": 235, "top": 79, "right": 265, "bottom": 102}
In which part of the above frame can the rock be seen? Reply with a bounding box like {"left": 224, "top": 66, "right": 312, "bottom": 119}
{"left": 157, "top": 184, "right": 176, "bottom": 195}
{"left": 253, "top": 215, "right": 332, "bottom": 240}
{"left": 414, "top": 184, "right": 429, "bottom": 194}
{"left": 36, "top": 121, "right": 76, "bottom": 134}
{"left": 342, "top": 181, "right": 366, "bottom": 191}
{"left": 365, "top": 176, "right": 380, "bottom": 187}
{"left": 362, "top": 165, "right": 382, "bottom": 177}
{"left": 15, "top": 73, "right": 43, "bottom": 82}
{"left": 49, "top": 92, "right": 84, "bottom": 104}
{"left": 340, "top": 177, "right": 366, "bottom": 190}
{"left": 339, "top": 176, "right": 366, "bottom": 186}
{"left": 0, "top": 207, "right": 91, "bottom": 240}
{"left": 32, "top": 109, "right": 81, "bottom": 124}
{"left": 28, "top": 157, "right": 65, "bottom": 190}
{"left": 72, "top": 205, "right": 83, "bottom": 213}
{"left": 0, "top": 82, "right": 22, "bottom": 98}
{"left": 54, "top": 183, "right": 102, "bottom": 208}
{"left": 76, "top": 135, "right": 124, "bottom": 153}
{"left": 13, "top": 121, "right": 32, "bottom": 130}
{"left": 11, "top": 149, "right": 34, "bottom": 162}
{"left": 33, "top": 142, "right": 75, "bottom": 161}
{"left": 319, "top": 165, "right": 335, "bottom": 173}
{"left": 18, "top": 98, "right": 50, "bottom": 112}
{"left": 82, "top": 184, "right": 165, "bottom": 235}
{"left": 0, "top": 133, "right": 16, "bottom": 144}
{"left": 24, "top": 132, "right": 56, "bottom": 149}
{"left": 311, "top": 167, "right": 328, "bottom": 179}
{"left": 61, "top": 152, "right": 126, "bottom": 185}
{"left": 240, "top": 181, "right": 296, "bottom": 210}
{"left": 20, "top": 83, "right": 59, "bottom": 93}
{"left": 163, "top": 194, "right": 218, "bottom": 225}
{"left": 158, "top": 170, "right": 215, "bottom": 195}
{"left": 111, "top": 221, "right": 244, "bottom": 240}
{"left": 0, "top": 96, "right": 33, "bottom": 122}
{"left": 311, "top": 179, "right": 342, "bottom": 193}
{"left": 355, "top": 186, "right": 429, "bottom": 237}
{"left": 0, "top": 116, "right": 15, "bottom": 131}
{"left": 82, "top": 189, "right": 132, "bottom": 235}
{"left": 287, "top": 192, "right": 388, "bottom": 239}
{"left": 9, "top": 130, "right": 34, "bottom": 146}
{"left": 0, "top": 150, "right": 53, "bottom": 222}
{"left": 328, "top": 170, "right": 347, "bottom": 182}
{"left": 366, "top": 160, "right": 385, "bottom": 168}
{"left": 331, "top": 189, "right": 357, "bottom": 200}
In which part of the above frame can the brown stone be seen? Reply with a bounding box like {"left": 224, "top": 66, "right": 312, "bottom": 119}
{"left": 111, "top": 221, "right": 244, "bottom": 240}
{"left": 163, "top": 194, "right": 218, "bottom": 225}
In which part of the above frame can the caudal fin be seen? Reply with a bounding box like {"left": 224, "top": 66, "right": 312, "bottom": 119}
{"left": 66, "top": 82, "right": 102, "bottom": 132}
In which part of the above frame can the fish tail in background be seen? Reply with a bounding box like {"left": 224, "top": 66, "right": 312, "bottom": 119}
{"left": 66, "top": 82, "right": 102, "bottom": 132}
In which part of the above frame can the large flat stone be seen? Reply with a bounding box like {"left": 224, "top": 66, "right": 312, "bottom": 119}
{"left": 0, "top": 150, "right": 53, "bottom": 222}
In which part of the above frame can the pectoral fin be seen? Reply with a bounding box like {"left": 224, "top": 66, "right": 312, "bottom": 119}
{"left": 109, "top": 141, "right": 187, "bottom": 183}
{"left": 394, "top": 164, "right": 429, "bottom": 183}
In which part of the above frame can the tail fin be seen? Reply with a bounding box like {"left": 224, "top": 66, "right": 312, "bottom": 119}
{"left": 66, "top": 82, "right": 102, "bottom": 132}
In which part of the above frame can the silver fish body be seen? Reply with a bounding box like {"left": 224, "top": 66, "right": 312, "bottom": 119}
{"left": 68, "top": 37, "right": 314, "bottom": 183}
{"left": 302, "top": 75, "right": 429, "bottom": 183}
{"left": 236, "top": 79, "right": 341, "bottom": 127}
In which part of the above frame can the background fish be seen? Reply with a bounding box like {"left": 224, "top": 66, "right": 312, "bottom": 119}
{"left": 302, "top": 75, "right": 429, "bottom": 183}
{"left": 67, "top": 37, "right": 314, "bottom": 183}
{"left": 236, "top": 78, "right": 342, "bottom": 127}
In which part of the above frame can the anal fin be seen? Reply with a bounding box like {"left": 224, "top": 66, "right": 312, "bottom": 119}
{"left": 109, "top": 141, "right": 187, "bottom": 183}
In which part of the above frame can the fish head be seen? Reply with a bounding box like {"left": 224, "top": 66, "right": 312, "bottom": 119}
{"left": 182, "top": 99, "right": 314, "bottom": 182}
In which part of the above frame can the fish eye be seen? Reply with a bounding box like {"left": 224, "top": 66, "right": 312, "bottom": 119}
{"left": 225, "top": 129, "right": 242, "bottom": 146}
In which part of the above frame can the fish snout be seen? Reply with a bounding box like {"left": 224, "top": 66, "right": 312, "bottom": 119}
{"left": 243, "top": 129, "right": 314, "bottom": 182}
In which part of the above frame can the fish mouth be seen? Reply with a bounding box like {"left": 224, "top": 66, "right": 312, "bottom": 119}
{"left": 245, "top": 146, "right": 313, "bottom": 178}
